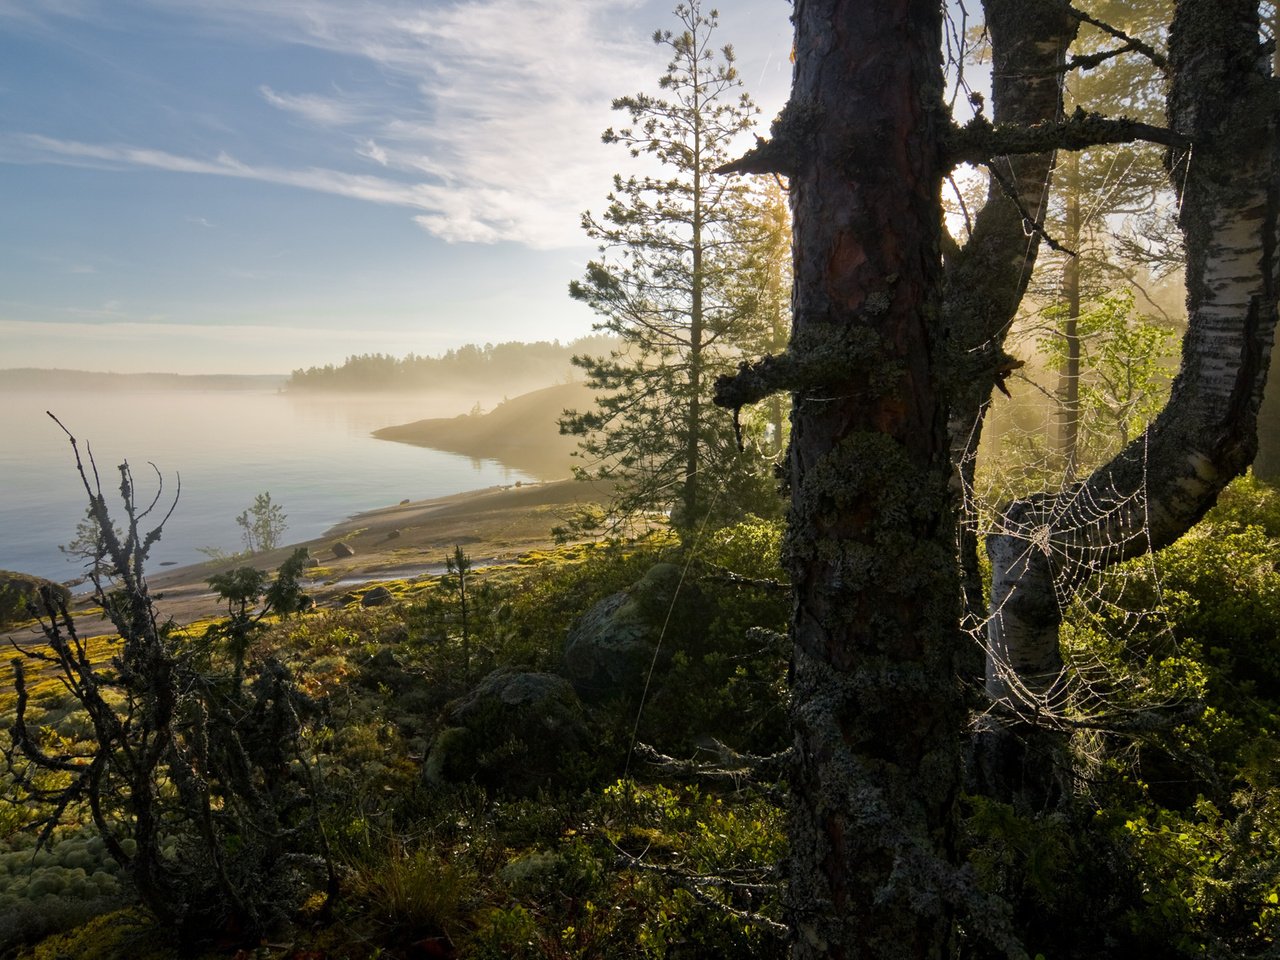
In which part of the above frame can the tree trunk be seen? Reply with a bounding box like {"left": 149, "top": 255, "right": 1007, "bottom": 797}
{"left": 784, "top": 3, "right": 962, "bottom": 957}
{"left": 1059, "top": 151, "right": 1082, "bottom": 479}
{"left": 685, "top": 114, "right": 705, "bottom": 529}
{"left": 985, "top": 0, "right": 1280, "bottom": 709}
{"left": 945, "top": 0, "right": 1077, "bottom": 630}
{"left": 1253, "top": 3, "right": 1280, "bottom": 483}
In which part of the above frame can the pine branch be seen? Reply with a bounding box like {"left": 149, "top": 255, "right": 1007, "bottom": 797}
{"left": 948, "top": 108, "right": 1190, "bottom": 168}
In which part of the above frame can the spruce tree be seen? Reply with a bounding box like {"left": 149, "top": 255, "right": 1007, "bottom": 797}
{"left": 561, "top": 2, "right": 777, "bottom": 534}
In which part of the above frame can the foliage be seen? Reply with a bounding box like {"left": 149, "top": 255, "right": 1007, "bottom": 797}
{"left": 204, "top": 546, "right": 310, "bottom": 683}
{"left": 235, "top": 490, "right": 287, "bottom": 554}
{"left": 0, "top": 573, "right": 70, "bottom": 630}
{"left": 21, "top": 450, "right": 1280, "bottom": 960}
{"left": 560, "top": 1, "right": 784, "bottom": 535}
{"left": 961, "top": 474, "right": 1280, "bottom": 959}
{"left": 1036, "top": 288, "right": 1177, "bottom": 467}
{"left": 0, "top": 501, "right": 795, "bottom": 957}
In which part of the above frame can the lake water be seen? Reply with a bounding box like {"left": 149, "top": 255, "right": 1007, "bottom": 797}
{"left": 0, "top": 385, "right": 533, "bottom": 583}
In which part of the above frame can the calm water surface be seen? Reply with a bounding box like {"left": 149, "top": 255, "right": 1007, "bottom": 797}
{"left": 1, "top": 386, "right": 530, "bottom": 582}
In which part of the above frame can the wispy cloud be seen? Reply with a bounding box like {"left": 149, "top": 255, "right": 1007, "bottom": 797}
{"left": 1, "top": 132, "right": 571, "bottom": 246}
{"left": 259, "top": 85, "right": 365, "bottom": 127}
{"left": 230, "top": 0, "right": 666, "bottom": 247}
{"left": 355, "top": 139, "right": 388, "bottom": 167}
{"left": 2, "top": 0, "right": 691, "bottom": 249}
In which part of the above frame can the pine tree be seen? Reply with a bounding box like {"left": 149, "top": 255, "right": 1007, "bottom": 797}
{"left": 728, "top": 179, "right": 792, "bottom": 459}
{"left": 560, "top": 2, "right": 778, "bottom": 534}
{"left": 236, "top": 492, "right": 287, "bottom": 554}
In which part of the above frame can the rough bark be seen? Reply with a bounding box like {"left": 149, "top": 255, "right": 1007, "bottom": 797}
{"left": 782, "top": 2, "right": 963, "bottom": 957}
{"left": 985, "top": 0, "right": 1280, "bottom": 707}
{"left": 715, "top": 0, "right": 1277, "bottom": 953}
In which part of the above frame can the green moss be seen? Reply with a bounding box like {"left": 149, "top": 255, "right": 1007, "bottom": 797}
{"left": 15, "top": 908, "right": 161, "bottom": 960}
{"left": 0, "top": 573, "right": 70, "bottom": 630}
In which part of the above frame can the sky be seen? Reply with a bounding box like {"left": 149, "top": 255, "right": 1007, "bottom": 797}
{"left": 0, "top": 0, "right": 794, "bottom": 374}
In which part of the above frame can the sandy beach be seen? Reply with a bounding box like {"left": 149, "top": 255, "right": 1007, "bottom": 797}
{"left": 2, "top": 379, "right": 610, "bottom": 638}
{"left": 154, "top": 476, "right": 610, "bottom": 619}
{"left": 4, "top": 476, "right": 610, "bottom": 642}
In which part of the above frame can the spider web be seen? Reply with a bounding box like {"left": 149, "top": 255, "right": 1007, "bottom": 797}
{"left": 956, "top": 355, "right": 1198, "bottom": 740}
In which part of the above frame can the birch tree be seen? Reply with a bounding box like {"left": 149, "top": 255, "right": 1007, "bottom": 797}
{"left": 715, "top": 0, "right": 1279, "bottom": 956}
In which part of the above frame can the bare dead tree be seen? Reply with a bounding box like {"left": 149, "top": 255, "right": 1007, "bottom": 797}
{"left": 7, "top": 417, "right": 335, "bottom": 942}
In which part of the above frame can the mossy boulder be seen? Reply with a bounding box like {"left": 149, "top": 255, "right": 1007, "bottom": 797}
{"left": 0, "top": 571, "right": 70, "bottom": 628}
{"left": 561, "top": 562, "right": 685, "bottom": 702}
{"left": 425, "top": 668, "right": 588, "bottom": 795}
{"left": 361, "top": 585, "right": 394, "bottom": 607}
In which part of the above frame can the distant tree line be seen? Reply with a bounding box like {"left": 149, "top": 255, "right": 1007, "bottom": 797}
{"left": 285, "top": 336, "right": 618, "bottom": 393}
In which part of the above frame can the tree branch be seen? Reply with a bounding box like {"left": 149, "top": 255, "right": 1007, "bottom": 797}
{"left": 1066, "top": 4, "right": 1167, "bottom": 68}
{"left": 712, "top": 353, "right": 804, "bottom": 412}
{"left": 982, "top": 161, "right": 1075, "bottom": 256}
{"left": 717, "top": 134, "right": 795, "bottom": 177}
{"left": 948, "top": 108, "right": 1190, "bottom": 167}
{"left": 716, "top": 100, "right": 823, "bottom": 178}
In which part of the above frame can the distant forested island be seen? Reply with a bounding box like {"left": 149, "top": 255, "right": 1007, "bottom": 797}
{"left": 285, "top": 335, "right": 618, "bottom": 393}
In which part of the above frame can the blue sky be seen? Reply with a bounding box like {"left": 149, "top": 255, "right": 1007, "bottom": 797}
{"left": 0, "top": 0, "right": 793, "bottom": 374}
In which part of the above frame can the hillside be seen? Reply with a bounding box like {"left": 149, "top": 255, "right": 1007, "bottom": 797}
{"left": 373, "top": 381, "right": 596, "bottom": 480}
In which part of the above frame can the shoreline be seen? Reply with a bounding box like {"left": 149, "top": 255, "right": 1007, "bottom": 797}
{"left": 6, "top": 477, "right": 609, "bottom": 641}
{"left": 147, "top": 476, "right": 609, "bottom": 622}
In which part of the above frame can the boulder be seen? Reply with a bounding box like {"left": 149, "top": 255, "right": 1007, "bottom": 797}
{"left": 332, "top": 541, "right": 356, "bottom": 558}
{"left": 0, "top": 571, "right": 71, "bottom": 628}
{"left": 562, "top": 562, "right": 683, "bottom": 702}
{"left": 425, "top": 668, "right": 588, "bottom": 794}
{"left": 361, "top": 585, "right": 393, "bottom": 607}
{"left": 359, "top": 645, "right": 416, "bottom": 692}
{"left": 385, "top": 529, "right": 401, "bottom": 541}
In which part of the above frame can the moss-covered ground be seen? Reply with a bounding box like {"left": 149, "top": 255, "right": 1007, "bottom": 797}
{"left": 2, "top": 478, "right": 1280, "bottom": 957}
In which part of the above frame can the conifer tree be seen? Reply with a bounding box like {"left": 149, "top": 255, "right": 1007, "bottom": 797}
{"left": 561, "top": 2, "right": 778, "bottom": 533}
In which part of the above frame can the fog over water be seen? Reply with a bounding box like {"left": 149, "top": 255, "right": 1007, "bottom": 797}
{"left": 1, "top": 379, "right": 531, "bottom": 582}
